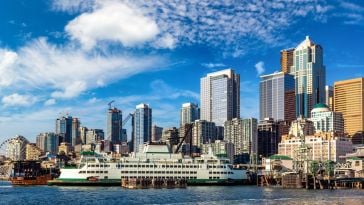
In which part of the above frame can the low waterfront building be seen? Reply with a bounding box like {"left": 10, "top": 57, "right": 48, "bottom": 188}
{"left": 26, "top": 143, "right": 43, "bottom": 160}
{"left": 278, "top": 133, "right": 353, "bottom": 162}
{"left": 263, "top": 155, "right": 293, "bottom": 173}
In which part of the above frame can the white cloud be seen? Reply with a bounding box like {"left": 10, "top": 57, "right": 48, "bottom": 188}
{"left": 44, "top": 98, "right": 56, "bottom": 106}
{"left": 201, "top": 63, "right": 226, "bottom": 69}
{"left": 2, "top": 93, "right": 37, "bottom": 107}
{"left": 0, "top": 49, "right": 18, "bottom": 86}
{"left": 254, "top": 61, "right": 265, "bottom": 76}
{"left": 52, "top": 0, "right": 334, "bottom": 56}
{"left": 0, "top": 38, "right": 165, "bottom": 99}
{"left": 65, "top": 1, "right": 159, "bottom": 50}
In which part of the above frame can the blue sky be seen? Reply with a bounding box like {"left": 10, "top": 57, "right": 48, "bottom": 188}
{"left": 0, "top": 0, "right": 363, "bottom": 143}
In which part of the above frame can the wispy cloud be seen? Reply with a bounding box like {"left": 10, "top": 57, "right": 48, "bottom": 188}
{"left": 201, "top": 63, "right": 226, "bottom": 69}
{"left": 2, "top": 93, "right": 37, "bottom": 107}
{"left": 254, "top": 61, "right": 265, "bottom": 76}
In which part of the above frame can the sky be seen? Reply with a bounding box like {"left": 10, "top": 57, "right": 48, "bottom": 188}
{"left": 0, "top": 0, "right": 363, "bottom": 143}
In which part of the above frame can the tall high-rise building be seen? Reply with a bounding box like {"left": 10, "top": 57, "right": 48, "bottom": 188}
{"left": 161, "top": 127, "right": 179, "bottom": 145}
{"left": 334, "top": 77, "right": 364, "bottom": 144}
{"left": 107, "top": 107, "right": 122, "bottom": 144}
{"left": 71, "top": 118, "right": 81, "bottom": 146}
{"left": 56, "top": 115, "right": 73, "bottom": 143}
{"left": 325, "top": 85, "right": 334, "bottom": 110}
{"left": 224, "top": 118, "right": 258, "bottom": 157}
{"left": 290, "top": 36, "right": 326, "bottom": 118}
{"left": 260, "top": 72, "right": 295, "bottom": 122}
{"left": 200, "top": 69, "right": 240, "bottom": 126}
{"left": 191, "top": 120, "right": 217, "bottom": 153}
{"left": 132, "top": 103, "right": 152, "bottom": 152}
{"left": 280, "top": 48, "right": 294, "bottom": 73}
{"left": 180, "top": 103, "right": 200, "bottom": 125}
{"left": 6, "top": 136, "right": 28, "bottom": 161}
{"left": 36, "top": 132, "right": 59, "bottom": 154}
{"left": 121, "top": 129, "right": 127, "bottom": 143}
{"left": 310, "top": 103, "right": 344, "bottom": 134}
{"left": 151, "top": 125, "right": 163, "bottom": 142}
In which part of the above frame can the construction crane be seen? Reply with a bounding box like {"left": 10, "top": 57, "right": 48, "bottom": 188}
{"left": 122, "top": 113, "right": 134, "bottom": 127}
{"left": 108, "top": 100, "right": 115, "bottom": 109}
{"left": 174, "top": 123, "right": 194, "bottom": 154}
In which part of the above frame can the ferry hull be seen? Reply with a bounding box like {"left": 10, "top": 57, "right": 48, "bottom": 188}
{"left": 48, "top": 178, "right": 121, "bottom": 186}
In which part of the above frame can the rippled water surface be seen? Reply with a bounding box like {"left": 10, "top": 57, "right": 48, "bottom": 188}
{"left": 0, "top": 181, "right": 363, "bottom": 205}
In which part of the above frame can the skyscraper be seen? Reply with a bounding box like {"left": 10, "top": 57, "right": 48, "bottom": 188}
{"left": 334, "top": 77, "right": 364, "bottom": 144}
{"left": 260, "top": 72, "right": 295, "bottom": 122}
{"left": 56, "top": 115, "right": 73, "bottom": 143}
{"left": 191, "top": 120, "right": 217, "bottom": 153}
{"left": 280, "top": 48, "right": 294, "bottom": 73}
{"left": 200, "top": 69, "right": 240, "bottom": 126}
{"left": 180, "top": 103, "right": 200, "bottom": 125}
{"left": 71, "top": 118, "right": 80, "bottom": 146}
{"left": 36, "top": 132, "right": 59, "bottom": 154}
{"left": 325, "top": 85, "right": 334, "bottom": 110}
{"left": 107, "top": 107, "right": 122, "bottom": 144}
{"left": 290, "top": 36, "right": 326, "bottom": 118}
{"left": 132, "top": 103, "right": 152, "bottom": 152}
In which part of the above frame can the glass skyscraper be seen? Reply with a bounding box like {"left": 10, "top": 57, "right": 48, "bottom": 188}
{"left": 180, "top": 103, "right": 200, "bottom": 125}
{"left": 200, "top": 69, "right": 240, "bottom": 126}
{"left": 132, "top": 103, "right": 152, "bottom": 152}
{"left": 260, "top": 72, "right": 295, "bottom": 121}
{"left": 56, "top": 115, "right": 73, "bottom": 144}
{"left": 290, "top": 36, "right": 326, "bottom": 118}
{"left": 107, "top": 107, "right": 122, "bottom": 144}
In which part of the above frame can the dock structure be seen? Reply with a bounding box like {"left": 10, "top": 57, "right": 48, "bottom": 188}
{"left": 121, "top": 177, "right": 187, "bottom": 189}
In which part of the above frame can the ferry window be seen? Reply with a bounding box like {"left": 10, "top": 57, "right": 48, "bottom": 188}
{"left": 209, "top": 177, "right": 212, "bottom": 179}
{"left": 90, "top": 171, "right": 95, "bottom": 173}
{"left": 209, "top": 171, "right": 212, "bottom": 174}
{"left": 162, "top": 165, "right": 165, "bottom": 168}
{"left": 178, "top": 171, "right": 181, "bottom": 174}
{"left": 142, "top": 165, "right": 145, "bottom": 168}
{"left": 95, "top": 171, "right": 99, "bottom": 173}
{"left": 104, "top": 171, "right": 108, "bottom": 174}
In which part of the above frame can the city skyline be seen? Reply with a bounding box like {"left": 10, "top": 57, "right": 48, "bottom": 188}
{"left": 1, "top": 0, "right": 364, "bottom": 142}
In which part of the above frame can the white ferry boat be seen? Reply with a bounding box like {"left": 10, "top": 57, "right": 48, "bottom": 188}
{"left": 49, "top": 144, "right": 249, "bottom": 185}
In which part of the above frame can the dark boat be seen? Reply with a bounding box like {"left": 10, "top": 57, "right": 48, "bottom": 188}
{"left": 10, "top": 161, "right": 57, "bottom": 185}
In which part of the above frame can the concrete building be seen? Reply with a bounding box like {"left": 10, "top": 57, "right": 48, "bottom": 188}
{"left": 180, "top": 103, "right": 200, "bottom": 125}
{"left": 36, "top": 132, "right": 59, "bottom": 154}
{"left": 132, "top": 103, "right": 152, "bottom": 152}
{"left": 6, "top": 136, "right": 28, "bottom": 161}
{"left": 280, "top": 48, "right": 294, "bottom": 74}
{"left": 201, "top": 140, "right": 235, "bottom": 162}
{"left": 310, "top": 103, "right": 344, "bottom": 134}
{"left": 58, "top": 142, "right": 72, "bottom": 155}
{"left": 161, "top": 127, "right": 179, "bottom": 146}
{"left": 224, "top": 118, "right": 258, "bottom": 157}
{"left": 290, "top": 36, "right": 326, "bottom": 118}
{"left": 121, "top": 129, "right": 127, "bottom": 143}
{"left": 334, "top": 77, "right": 364, "bottom": 144}
{"left": 192, "top": 120, "right": 217, "bottom": 153}
{"left": 26, "top": 143, "right": 42, "bottom": 160}
{"left": 71, "top": 118, "right": 81, "bottom": 146}
{"left": 79, "top": 126, "right": 88, "bottom": 145}
{"left": 200, "top": 69, "right": 240, "bottom": 126}
{"left": 278, "top": 133, "right": 353, "bottom": 162}
{"left": 260, "top": 72, "right": 295, "bottom": 122}
{"left": 56, "top": 115, "right": 73, "bottom": 143}
{"left": 325, "top": 85, "right": 334, "bottom": 110}
{"left": 151, "top": 125, "right": 163, "bottom": 142}
{"left": 86, "top": 129, "right": 104, "bottom": 144}
{"left": 258, "top": 118, "right": 283, "bottom": 158}
{"left": 107, "top": 107, "right": 122, "bottom": 144}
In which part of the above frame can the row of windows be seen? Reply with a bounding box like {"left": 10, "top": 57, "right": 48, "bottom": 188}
{"left": 209, "top": 171, "right": 233, "bottom": 174}
{"left": 87, "top": 164, "right": 110, "bottom": 168}
{"left": 118, "top": 164, "right": 201, "bottom": 169}
{"left": 209, "top": 177, "right": 220, "bottom": 179}
{"left": 79, "top": 170, "right": 109, "bottom": 174}
{"left": 125, "top": 176, "right": 197, "bottom": 179}
{"left": 207, "top": 165, "right": 226, "bottom": 169}
{"left": 121, "top": 170, "right": 198, "bottom": 174}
